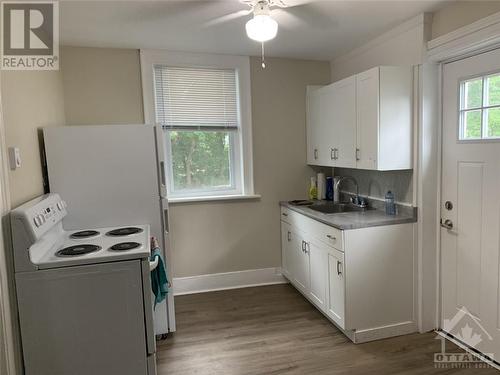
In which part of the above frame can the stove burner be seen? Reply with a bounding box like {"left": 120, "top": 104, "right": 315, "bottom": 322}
{"left": 110, "top": 242, "right": 141, "bottom": 251}
{"left": 70, "top": 230, "right": 100, "bottom": 239}
{"left": 56, "top": 245, "right": 101, "bottom": 257}
{"left": 106, "top": 227, "right": 143, "bottom": 237}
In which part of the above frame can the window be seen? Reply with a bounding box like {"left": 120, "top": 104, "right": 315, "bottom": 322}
{"left": 459, "top": 73, "right": 500, "bottom": 140}
{"left": 141, "top": 50, "right": 255, "bottom": 202}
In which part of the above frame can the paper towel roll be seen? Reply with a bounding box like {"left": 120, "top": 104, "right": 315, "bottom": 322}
{"left": 333, "top": 176, "right": 340, "bottom": 203}
{"left": 317, "top": 173, "right": 326, "bottom": 200}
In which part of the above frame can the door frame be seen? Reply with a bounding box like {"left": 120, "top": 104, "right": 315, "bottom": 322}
{"left": 0, "top": 74, "right": 16, "bottom": 375}
{"left": 427, "top": 9, "right": 500, "bottom": 346}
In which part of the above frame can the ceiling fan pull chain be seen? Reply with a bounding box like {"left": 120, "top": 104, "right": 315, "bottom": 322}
{"left": 261, "top": 42, "right": 266, "bottom": 69}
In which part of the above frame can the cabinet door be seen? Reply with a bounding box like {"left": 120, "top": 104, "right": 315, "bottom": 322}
{"left": 293, "top": 232, "right": 310, "bottom": 294}
{"left": 280, "top": 221, "right": 293, "bottom": 278}
{"left": 329, "top": 77, "right": 357, "bottom": 168}
{"left": 306, "top": 87, "right": 323, "bottom": 165}
{"left": 327, "top": 248, "right": 345, "bottom": 328}
{"left": 356, "top": 67, "right": 379, "bottom": 170}
{"left": 308, "top": 241, "right": 328, "bottom": 312}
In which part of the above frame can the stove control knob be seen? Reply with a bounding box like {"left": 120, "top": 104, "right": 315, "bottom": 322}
{"left": 33, "top": 215, "right": 43, "bottom": 227}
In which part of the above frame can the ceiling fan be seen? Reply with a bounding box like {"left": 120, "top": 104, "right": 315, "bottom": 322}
{"left": 208, "top": 0, "right": 309, "bottom": 68}
{"left": 243, "top": 0, "right": 284, "bottom": 42}
{"left": 244, "top": 0, "right": 283, "bottom": 67}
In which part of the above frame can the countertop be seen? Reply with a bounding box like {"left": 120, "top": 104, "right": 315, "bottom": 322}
{"left": 279, "top": 200, "right": 417, "bottom": 230}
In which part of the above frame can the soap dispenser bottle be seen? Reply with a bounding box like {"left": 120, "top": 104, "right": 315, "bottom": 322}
{"left": 309, "top": 177, "right": 318, "bottom": 200}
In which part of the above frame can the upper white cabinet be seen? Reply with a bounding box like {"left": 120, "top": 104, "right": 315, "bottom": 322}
{"left": 306, "top": 66, "right": 412, "bottom": 171}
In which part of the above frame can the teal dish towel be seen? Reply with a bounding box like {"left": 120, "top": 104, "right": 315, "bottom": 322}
{"left": 150, "top": 247, "right": 169, "bottom": 308}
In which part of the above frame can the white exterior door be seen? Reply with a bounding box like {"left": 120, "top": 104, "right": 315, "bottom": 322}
{"left": 441, "top": 48, "right": 500, "bottom": 359}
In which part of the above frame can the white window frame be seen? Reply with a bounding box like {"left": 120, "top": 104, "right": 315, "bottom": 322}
{"left": 459, "top": 71, "right": 500, "bottom": 141}
{"left": 140, "top": 49, "right": 257, "bottom": 203}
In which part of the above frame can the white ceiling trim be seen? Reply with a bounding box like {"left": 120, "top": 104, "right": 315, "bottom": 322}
{"left": 331, "top": 13, "right": 432, "bottom": 65}
{"left": 427, "top": 11, "right": 500, "bottom": 62}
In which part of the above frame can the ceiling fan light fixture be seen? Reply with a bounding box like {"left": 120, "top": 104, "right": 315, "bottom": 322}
{"left": 245, "top": 14, "right": 278, "bottom": 42}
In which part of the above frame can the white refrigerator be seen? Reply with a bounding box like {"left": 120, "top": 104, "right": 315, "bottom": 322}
{"left": 43, "top": 124, "right": 175, "bottom": 335}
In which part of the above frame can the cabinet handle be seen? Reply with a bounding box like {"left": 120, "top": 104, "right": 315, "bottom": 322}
{"left": 282, "top": 212, "right": 288, "bottom": 217}
{"left": 301, "top": 240, "right": 305, "bottom": 252}
{"left": 334, "top": 148, "right": 339, "bottom": 160}
{"left": 337, "top": 260, "right": 343, "bottom": 276}
{"left": 304, "top": 242, "right": 309, "bottom": 254}
{"left": 330, "top": 148, "right": 335, "bottom": 160}
{"left": 356, "top": 148, "right": 360, "bottom": 161}
{"left": 326, "top": 234, "right": 337, "bottom": 241}
{"left": 314, "top": 149, "right": 318, "bottom": 160}
{"left": 287, "top": 231, "right": 291, "bottom": 242}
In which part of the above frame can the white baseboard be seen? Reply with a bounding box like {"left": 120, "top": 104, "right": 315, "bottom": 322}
{"left": 353, "top": 321, "right": 417, "bottom": 343}
{"left": 173, "top": 267, "right": 288, "bottom": 296}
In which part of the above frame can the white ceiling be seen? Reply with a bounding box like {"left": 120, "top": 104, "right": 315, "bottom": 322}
{"left": 60, "top": 0, "right": 449, "bottom": 61}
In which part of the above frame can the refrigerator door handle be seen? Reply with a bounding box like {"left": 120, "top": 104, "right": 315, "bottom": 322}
{"left": 159, "top": 161, "right": 167, "bottom": 188}
{"left": 154, "top": 125, "right": 168, "bottom": 197}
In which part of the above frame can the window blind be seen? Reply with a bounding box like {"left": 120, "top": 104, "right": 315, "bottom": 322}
{"left": 154, "top": 65, "right": 240, "bottom": 130}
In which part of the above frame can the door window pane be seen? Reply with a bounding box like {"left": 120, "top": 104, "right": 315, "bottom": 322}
{"left": 462, "top": 110, "right": 482, "bottom": 139}
{"left": 463, "top": 79, "right": 483, "bottom": 109}
{"left": 486, "top": 107, "right": 500, "bottom": 138}
{"left": 487, "top": 74, "right": 500, "bottom": 107}
{"left": 169, "top": 130, "right": 233, "bottom": 192}
{"left": 459, "top": 73, "right": 500, "bottom": 141}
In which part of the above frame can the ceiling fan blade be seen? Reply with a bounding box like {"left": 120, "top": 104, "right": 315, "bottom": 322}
{"left": 204, "top": 9, "right": 252, "bottom": 27}
{"left": 273, "top": 3, "right": 337, "bottom": 30}
{"left": 271, "top": 8, "right": 304, "bottom": 29}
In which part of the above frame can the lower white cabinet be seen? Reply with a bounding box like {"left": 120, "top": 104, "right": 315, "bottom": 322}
{"left": 280, "top": 206, "right": 415, "bottom": 343}
{"left": 308, "top": 241, "right": 328, "bottom": 312}
{"left": 326, "top": 247, "right": 345, "bottom": 328}
{"left": 281, "top": 221, "right": 309, "bottom": 294}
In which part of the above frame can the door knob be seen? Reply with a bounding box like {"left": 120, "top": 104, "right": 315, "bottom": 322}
{"left": 440, "top": 219, "right": 454, "bottom": 230}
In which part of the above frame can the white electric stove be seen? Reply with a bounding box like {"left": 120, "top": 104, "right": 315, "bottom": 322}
{"left": 11, "top": 193, "right": 157, "bottom": 375}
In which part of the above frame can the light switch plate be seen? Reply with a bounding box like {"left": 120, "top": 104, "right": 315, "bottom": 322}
{"left": 8, "top": 147, "right": 21, "bottom": 170}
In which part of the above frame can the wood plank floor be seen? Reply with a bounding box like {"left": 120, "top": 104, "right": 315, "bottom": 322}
{"left": 157, "top": 284, "right": 497, "bottom": 374}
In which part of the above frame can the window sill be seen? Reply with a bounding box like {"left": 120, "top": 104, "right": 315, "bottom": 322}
{"left": 168, "top": 194, "right": 261, "bottom": 204}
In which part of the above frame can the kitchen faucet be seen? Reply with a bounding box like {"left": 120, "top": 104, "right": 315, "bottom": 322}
{"left": 334, "top": 176, "right": 366, "bottom": 207}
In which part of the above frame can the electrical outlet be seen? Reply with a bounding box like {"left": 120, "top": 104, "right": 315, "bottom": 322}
{"left": 8, "top": 147, "right": 21, "bottom": 170}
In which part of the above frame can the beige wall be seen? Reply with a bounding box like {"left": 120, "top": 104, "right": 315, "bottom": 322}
{"left": 61, "top": 47, "right": 144, "bottom": 125}
{"left": 330, "top": 15, "right": 431, "bottom": 81}
{"left": 2, "top": 71, "right": 65, "bottom": 207}
{"left": 431, "top": 1, "right": 500, "bottom": 39}
{"left": 170, "top": 58, "right": 330, "bottom": 277}
{"left": 61, "top": 48, "right": 331, "bottom": 277}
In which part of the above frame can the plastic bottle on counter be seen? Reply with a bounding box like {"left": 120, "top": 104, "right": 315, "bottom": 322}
{"left": 326, "top": 177, "right": 333, "bottom": 201}
{"left": 385, "top": 191, "right": 396, "bottom": 215}
{"left": 317, "top": 173, "right": 326, "bottom": 200}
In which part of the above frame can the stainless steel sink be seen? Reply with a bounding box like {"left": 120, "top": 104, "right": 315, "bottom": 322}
{"left": 309, "top": 203, "right": 373, "bottom": 214}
